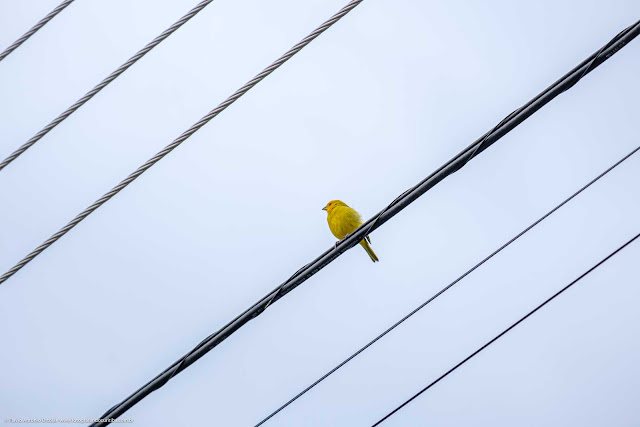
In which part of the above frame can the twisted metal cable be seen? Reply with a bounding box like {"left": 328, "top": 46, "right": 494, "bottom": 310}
{"left": 0, "top": 0, "right": 365, "bottom": 285}
{"left": 0, "top": 0, "right": 75, "bottom": 63}
{"left": 255, "top": 144, "right": 640, "bottom": 426}
{"left": 0, "top": 0, "right": 219, "bottom": 172}
{"left": 374, "top": 230, "right": 640, "bottom": 425}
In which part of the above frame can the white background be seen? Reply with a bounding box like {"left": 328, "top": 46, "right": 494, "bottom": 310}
{"left": 1, "top": 0, "right": 639, "bottom": 425}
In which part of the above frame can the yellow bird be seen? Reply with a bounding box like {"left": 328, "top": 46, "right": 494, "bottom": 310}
{"left": 322, "top": 200, "right": 379, "bottom": 262}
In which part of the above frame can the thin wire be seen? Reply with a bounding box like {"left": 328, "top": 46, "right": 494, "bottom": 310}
{"left": 254, "top": 144, "right": 640, "bottom": 426}
{"left": 0, "top": 0, "right": 218, "bottom": 172}
{"left": 0, "top": 0, "right": 75, "bottom": 63}
{"left": 373, "top": 230, "right": 640, "bottom": 426}
{"left": 0, "top": 0, "right": 366, "bottom": 287}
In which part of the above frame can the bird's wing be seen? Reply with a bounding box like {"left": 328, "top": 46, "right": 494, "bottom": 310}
{"left": 353, "top": 209, "right": 371, "bottom": 243}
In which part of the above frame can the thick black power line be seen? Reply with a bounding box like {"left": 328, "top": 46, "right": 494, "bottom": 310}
{"left": 373, "top": 231, "right": 640, "bottom": 426}
{"left": 0, "top": 0, "right": 75, "bottom": 63}
{"left": 254, "top": 144, "right": 640, "bottom": 426}
{"left": 90, "top": 19, "right": 640, "bottom": 425}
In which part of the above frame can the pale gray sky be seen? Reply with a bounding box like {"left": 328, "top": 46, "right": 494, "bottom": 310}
{"left": 1, "top": 1, "right": 639, "bottom": 426}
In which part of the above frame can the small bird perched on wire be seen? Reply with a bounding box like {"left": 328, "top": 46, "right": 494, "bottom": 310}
{"left": 323, "top": 200, "right": 379, "bottom": 262}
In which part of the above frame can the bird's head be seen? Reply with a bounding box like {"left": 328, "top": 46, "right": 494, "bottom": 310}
{"left": 322, "top": 200, "right": 348, "bottom": 213}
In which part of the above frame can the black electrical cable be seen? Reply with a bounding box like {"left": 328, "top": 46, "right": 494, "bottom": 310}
{"left": 361, "top": 18, "right": 639, "bottom": 239}
{"left": 91, "top": 18, "right": 640, "bottom": 425}
{"left": 373, "top": 231, "right": 640, "bottom": 426}
{"left": 254, "top": 144, "right": 640, "bottom": 426}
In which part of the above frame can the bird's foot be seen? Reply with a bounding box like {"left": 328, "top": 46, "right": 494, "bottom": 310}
{"left": 334, "top": 233, "right": 355, "bottom": 250}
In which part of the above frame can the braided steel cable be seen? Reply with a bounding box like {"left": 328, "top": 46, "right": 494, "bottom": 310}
{"left": 373, "top": 231, "right": 640, "bottom": 425}
{"left": 0, "top": 0, "right": 218, "bottom": 172}
{"left": 0, "top": 0, "right": 75, "bottom": 63}
{"left": 0, "top": 0, "right": 365, "bottom": 287}
{"left": 255, "top": 144, "right": 640, "bottom": 426}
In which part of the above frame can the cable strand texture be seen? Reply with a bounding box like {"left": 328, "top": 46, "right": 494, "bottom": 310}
{"left": 0, "top": 0, "right": 219, "bottom": 171}
{"left": 0, "top": 0, "right": 75, "bottom": 63}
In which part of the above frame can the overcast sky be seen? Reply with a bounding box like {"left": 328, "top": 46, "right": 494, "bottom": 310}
{"left": 1, "top": 1, "right": 639, "bottom": 426}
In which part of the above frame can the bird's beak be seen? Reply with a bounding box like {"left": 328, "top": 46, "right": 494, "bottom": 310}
{"left": 322, "top": 206, "right": 327, "bottom": 211}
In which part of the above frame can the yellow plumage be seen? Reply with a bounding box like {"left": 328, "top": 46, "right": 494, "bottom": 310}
{"left": 322, "top": 200, "right": 379, "bottom": 262}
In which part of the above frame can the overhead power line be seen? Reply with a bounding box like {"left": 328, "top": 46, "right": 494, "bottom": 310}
{"left": 0, "top": 0, "right": 75, "bottom": 63}
{"left": 255, "top": 144, "right": 640, "bottom": 426}
{"left": 0, "top": 0, "right": 366, "bottom": 287}
{"left": 0, "top": 0, "right": 218, "bottom": 172}
{"left": 89, "top": 19, "right": 640, "bottom": 425}
{"left": 373, "top": 231, "right": 640, "bottom": 426}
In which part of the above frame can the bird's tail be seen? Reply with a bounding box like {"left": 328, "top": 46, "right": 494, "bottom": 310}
{"left": 359, "top": 239, "right": 379, "bottom": 263}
